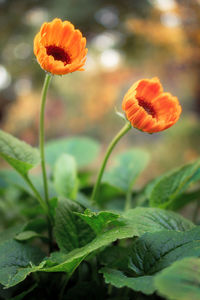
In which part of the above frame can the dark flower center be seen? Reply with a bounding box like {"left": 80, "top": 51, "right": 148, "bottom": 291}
{"left": 137, "top": 98, "right": 156, "bottom": 118}
{"left": 46, "top": 46, "right": 71, "bottom": 65}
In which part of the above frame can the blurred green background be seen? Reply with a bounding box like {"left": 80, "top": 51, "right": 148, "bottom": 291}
{"left": 0, "top": 0, "right": 200, "bottom": 182}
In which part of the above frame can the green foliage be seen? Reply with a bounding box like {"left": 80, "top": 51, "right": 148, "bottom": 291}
{"left": 45, "top": 137, "right": 100, "bottom": 169}
{"left": 149, "top": 159, "right": 200, "bottom": 208}
{"left": 155, "top": 257, "right": 200, "bottom": 300}
{"left": 15, "top": 230, "right": 44, "bottom": 241}
{"left": 103, "top": 149, "right": 149, "bottom": 192}
{"left": 0, "top": 130, "right": 40, "bottom": 176}
{"left": 123, "top": 207, "right": 194, "bottom": 233}
{"left": 76, "top": 209, "right": 121, "bottom": 234}
{"left": 129, "top": 226, "right": 200, "bottom": 276}
{"left": 53, "top": 154, "right": 78, "bottom": 199}
{"left": 100, "top": 268, "right": 155, "bottom": 295}
{"left": 0, "top": 239, "right": 45, "bottom": 288}
{"left": 0, "top": 224, "right": 26, "bottom": 245}
{"left": 99, "top": 226, "right": 200, "bottom": 295}
{"left": 1, "top": 129, "right": 199, "bottom": 299}
{"left": 1, "top": 207, "right": 192, "bottom": 289}
{"left": 99, "top": 245, "right": 131, "bottom": 271}
{"left": 54, "top": 198, "right": 95, "bottom": 252}
{"left": 0, "top": 169, "right": 56, "bottom": 200}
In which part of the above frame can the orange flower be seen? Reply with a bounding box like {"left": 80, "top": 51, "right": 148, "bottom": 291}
{"left": 34, "top": 18, "right": 87, "bottom": 75}
{"left": 122, "top": 77, "right": 181, "bottom": 133}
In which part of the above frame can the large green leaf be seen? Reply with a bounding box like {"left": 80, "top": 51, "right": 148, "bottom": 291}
{"left": 0, "top": 130, "right": 40, "bottom": 176}
{"left": 150, "top": 159, "right": 200, "bottom": 208}
{"left": 101, "top": 226, "right": 200, "bottom": 295}
{"left": 54, "top": 198, "right": 95, "bottom": 253}
{"left": 123, "top": 207, "right": 194, "bottom": 233}
{"left": 1, "top": 207, "right": 194, "bottom": 288}
{"left": 0, "top": 239, "right": 45, "bottom": 287}
{"left": 45, "top": 136, "right": 100, "bottom": 169}
{"left": 103, "top": 149, "right": 149, "bottom": 193}
{"left": 53, "top": 154, "right": 78, "bottom": 199}
{"left": 129, "top": 226, "right": 200, "bottom": 276}
{"left": 100, "top": 268, "right": 155, "bottom": 295}
{"left": 155, "top": 257, "right": 200, "bottom": 300}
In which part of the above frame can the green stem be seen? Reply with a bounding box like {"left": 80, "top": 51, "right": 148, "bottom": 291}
{"left": 23, "top": 174, "right": 48, "bottom": 213}
{"left": 125, "top": 189, "right": 132, "bottom": 211}
{"left": 39, "top": 73, "right": 53, "bottom": 252}
{"left": 40, "top": 73, "right": 51, "bottom": 210}
{"left": 91, "top": 122, "right": 131, "bottom": 203}
{"left": 59, "top": 275, "right": 69, "bottom": 300}
{"left": 24, "top": 174, "right": 53, "bottom": 251}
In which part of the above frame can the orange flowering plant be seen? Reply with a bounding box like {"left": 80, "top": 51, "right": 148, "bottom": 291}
{"left": 0, "top": 17, "right": 200, "bottom": 300}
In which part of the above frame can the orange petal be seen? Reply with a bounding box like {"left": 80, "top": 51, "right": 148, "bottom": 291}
{"left": 153, "top": 93, "right": 181, "bottom": 122}
{"left": 135, "top": 77, "right": 163, "bottom": 102}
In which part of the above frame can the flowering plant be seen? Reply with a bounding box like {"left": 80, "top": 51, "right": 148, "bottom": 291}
{"left": 0, "top": 18, "right": 199, "bottom": 300}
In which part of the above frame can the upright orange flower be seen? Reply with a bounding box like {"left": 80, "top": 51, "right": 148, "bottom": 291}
{"left": 122, "top": 77, "right": 181, "bottom": 133}
{"left": 34, "top": 18, "right": 87, "bottom": 75}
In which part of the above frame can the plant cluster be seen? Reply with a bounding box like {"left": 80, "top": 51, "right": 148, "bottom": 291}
{"left": 0, "top": 18, "right": 199, "bottom": 300}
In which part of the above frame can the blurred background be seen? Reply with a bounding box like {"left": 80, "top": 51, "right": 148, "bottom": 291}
{"left": 0, "top": 0, "right": 200, "bottom": 181}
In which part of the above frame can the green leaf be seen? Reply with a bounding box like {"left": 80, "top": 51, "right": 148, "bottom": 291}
{"left": 100, "top": 268, "right": 155, "bottom": 295}
{"left": 123, "top": 207, "right": 194, "bottom": 234}
{"left": 44, "top": 207, "right": 194, "bottom": 273}
{"left": 15, "top": 231, "right": 43, "bottom": 241}
{"left": 0, "top": 224, "right": 26, "bottom": 245}
{"left": 99, "top": 245, "right": 131, "bottom": 271}
{"left": 129, "top": 226, "right": 200, "bottom": 276}
{"left": 2, "top": 207, "right": 194, "bottom": 288}
{"left": 54, "top": 198, "right": 95, "bottom": 253}
{"left": 103, "top": 149, "right": 149, "bottom": 193}
{"left": 24, "top": 218, "right": 47, "bottom": 233}
{"left": 100, "top": 226, "right": 200, "bottom": 296}
{"left": 150, "top": 159, "right": 200, "bottom": 208}
{"left": 0, "top": 239, "right": 45, "bottom": 288}
{"left": 0, "top": 170, "right": 56, "bottom": 199}
{"left": 155, "top": 257, "right": 200, "bottom": 300}
{"left": 168, "top": 190, "right": 200, "bottom": 211}
{"left": 45, "top": 137, "right": 100, "bottom": 169}
{"left": 0, "top": 130, "right": 40, "bottom": 176}
{"left": 53, "top": 154, "right": 78, "bottom": 200}
{"left": 76, "top": 209, "right": 121, "bottom": 234}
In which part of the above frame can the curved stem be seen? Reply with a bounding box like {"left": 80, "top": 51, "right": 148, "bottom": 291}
{"left": 91, "top": 122, "right": 131, "bottom": 203}
{"left": 39, "top": 73, "right": 53, "bottom": 253}
{"left": 23, "top": 174, "right": 48, "bottom": 214}
{"left": 40, "top": 73, "right": 51, "bottom": 210}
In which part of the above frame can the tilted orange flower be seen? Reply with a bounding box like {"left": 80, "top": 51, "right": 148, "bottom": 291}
{"left": 122, "top": 77, "right": 181, "bottom": 133}
{"left": 34, "top": 18, "right": 87, "bottom": 75}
